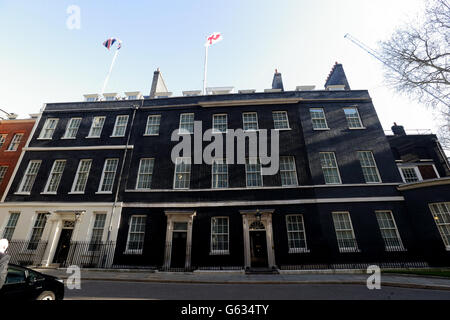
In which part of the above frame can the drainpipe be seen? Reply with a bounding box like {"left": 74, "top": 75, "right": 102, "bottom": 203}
{"left": 106, "top": 101, "right": 142, "bottom": 243}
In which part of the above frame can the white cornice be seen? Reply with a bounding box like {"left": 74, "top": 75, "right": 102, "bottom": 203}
{"left": 24, "top": 145, "right": 134, "bottom": 151}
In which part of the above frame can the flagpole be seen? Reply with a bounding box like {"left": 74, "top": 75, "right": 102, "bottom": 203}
{"left": 203, "top": 45, "right": 209, "bottom": 95}
{"left": 101, "top": 49, "right": 120, "bottom": 96}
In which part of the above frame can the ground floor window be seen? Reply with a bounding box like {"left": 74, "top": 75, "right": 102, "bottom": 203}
{"left": 2, "top": 212, "right": 20, "bottom": 241}
{"left": 89, "top": 213, "right": 107, "bottom": 251}
{"left": 375, "top": 211, "right": 405, "bottom": 251}
{"left": 28, "top": 213, "right": 47, "bottom": 250}
{"left": 210, "top": 217, "right": 229, "bottom": 255}
{"left": 125, "top": 215, "right": 146, "bottom": 255}
{"left": 429, "top": 203, "right": 450, "bottom": 250}
{"left": 286, "top": 215, "right": 308, "bottom": 253}
{"left": 332, "top": 212, "right": 359, "bottom": 253}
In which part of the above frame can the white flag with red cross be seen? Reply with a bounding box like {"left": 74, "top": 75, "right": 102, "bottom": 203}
{"left": 205, "top": 32, "right": 223, "bottom": 47}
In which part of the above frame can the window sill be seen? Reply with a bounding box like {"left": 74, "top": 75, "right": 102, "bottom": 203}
{"left": 173, "top": 188, "right": 191, "bottom": 190}
{"left": 289, "top": 249, "right": 310, "bottom": 254}
{"left": 274, "top": 128, "right": 292, "bottom": 131}
{"left": 123, "top": 250, "right": 143, "bottom": 255}
{"left": 385, "top": 247, "right": 407, "bottom": 252}
{"left": 68, "top": 192, "right": 85, "bottom": 195}
{"left": 40, "top": 192, "right": 57, "bottom": 195}
{"left": 110, "top": 135, "right": 125, "bottom": 138}
{"left": 95, "top": 191, "right": 113, "bottom": 195}
{"left": 61, "top": 137, "right": 76, "bottom": 140}
{"left": 210, "top": 251, "right": 230, "bottom": 256}
{"left": 85, "top": 136, "right": 101, "bottom": 139}
{"left": 243, "top": 129, "right": 260, "bottom": 133}
{"left": 37, "top": 138, "right": 53, "bottom": 141}
{"left": 338, "top": 248, "right": 361, "bottom": 253}
{"left": 4, "top": 150, "right": 18, "bottom": 152}
{"left": 14, "top": 192, "right": 30, "bottom": 196}
{"left": 313, "top": 128, "right": 330, "bottom": 131}
{"left": 143, "top": 134, "right": 159, "bottom": 137}
{"left": 348, "top": 127, "right": 366, "bottom": 130}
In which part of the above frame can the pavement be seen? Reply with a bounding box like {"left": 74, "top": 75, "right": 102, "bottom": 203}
{"left": 31, "top": 267, "right": 450, "bottom": 291}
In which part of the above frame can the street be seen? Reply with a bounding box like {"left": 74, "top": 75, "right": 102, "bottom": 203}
{"left": 64, "top": 280, "right": 450, "bottom": 300}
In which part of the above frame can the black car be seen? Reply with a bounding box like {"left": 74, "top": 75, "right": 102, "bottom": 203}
{"left": 0, "top": 264, "right": 64, "bottom": 300}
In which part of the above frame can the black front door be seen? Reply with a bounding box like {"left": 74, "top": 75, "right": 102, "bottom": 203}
{"left": 53, "top": 229, "right": 73, "bottom": 264}
{"left": 170, "top": 232, "right": 187, "bottom": 268}
{"left": 250, "top": 231, "right": 268, "bottom": 267}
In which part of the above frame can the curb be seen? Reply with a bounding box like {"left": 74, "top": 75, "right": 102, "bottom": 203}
{"left": 50, "top": 276, "right": 450, "bottom": 291}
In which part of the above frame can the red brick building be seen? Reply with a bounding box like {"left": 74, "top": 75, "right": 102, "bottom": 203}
{"left": 0, "top": 118, "right": 36, "bottom": 200}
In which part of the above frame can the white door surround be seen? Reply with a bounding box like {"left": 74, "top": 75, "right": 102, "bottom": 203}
{"left": 163, "top": 210, "right": 196, "bottom": 270}
{"left": 41, "top": 210, "right": 85, "bottom": 267}
{"left": 240, "top": 209, "right": 276, "bottom": 269}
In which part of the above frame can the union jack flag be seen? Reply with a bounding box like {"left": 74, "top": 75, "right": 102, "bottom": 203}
{"left": 103, "top": 38, "right": 122, "bottom": 50}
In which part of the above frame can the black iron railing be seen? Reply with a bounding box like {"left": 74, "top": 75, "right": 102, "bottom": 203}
{"left": 61, "top": 241, "right": 116, "bottom": 268}
{"left": 6, "top": 240, "right": 48, "bottom": 267}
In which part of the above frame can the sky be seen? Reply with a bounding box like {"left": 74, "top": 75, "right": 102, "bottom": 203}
{"left": 0, "top": 0, "right": 438, "bottom": 136}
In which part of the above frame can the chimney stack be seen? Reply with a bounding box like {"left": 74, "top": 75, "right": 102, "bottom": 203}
{"left": 391, "top": 122, "right": 406, "bottom": 136}
{"left": 271, "top": 69, "right": 284, "bottom": 91}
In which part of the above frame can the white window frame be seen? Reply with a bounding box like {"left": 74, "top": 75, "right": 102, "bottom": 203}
{"left": 7, "top": 134, "right": 23, "bottom": 151}
{"left": 70, "top": 159, "right": 92, "bottom": 194}
{"left": 211, "top": 159, "right": 229, "bottom": 189}
{"left": 0, "top": 134, "right": 7, "bottom": 148}
{"left": 87, "top": 116, "right": 106, "bottom": 138}
{"left": 97, "top": 158, "right": 119, "bottom": 193}
{"left": 62, "top": 118, "right": 82, "bottom": 139}
{"left": 210, "top": 216, "right": 230, "bottom": 255}
{"left": 310, "top": 108, "right": 329, "bottom": 130}
{"left": 16, "top": 160, "right": 41, "bottom": 194}
{"left": 178, "top": 113, "right": 195, "bottom": 135}
{"left": 280, "top": 156, "right": 298, "bottom": 187}
{"left": 2, "top": 212, "right": 20, "bottom": 241}
{"left": 173, "top": 157, "right": 191, "bottom": 189}
{"left": 0, "top": 165, "right": 8, "bottom": 185}
{"left": 111, "top": 115, "right": 129, "bottom": 137}
{"left": 272, "top": 111, "right": 290, "bottom": 130}
{"left": 89, "top": 213, "right": 107, "bottom": 250}
{"left": 212, "top": 114, "right": 228, "bottom": 133}
{"left": 319, "top": 152, "right": 342, "bottom": 185}
{"left": 332, "top": 212, "right": 359, "bottom": 253}
{"left": 38, "top": 118, "right": 59, "bottom": 140}
{"left": 135, "top": 158, "right": 155, "bottom": 190}
{"left": 398, "top": 166, "right": 422, "bottom": 183}
{"left": 124, "top": 215, "right": 147, "bottom": 255}
{"left": 245, "top": 157, "right": 263, "bottom": 188}
{"left": 43, "top": 160, "right": 66, "bottom": 194}
{"left": 144, "top": 115, "right": 161, "bottom": 136}
{"left": 27, "top": 213, "right": 48, "bottom": 251}
{"left": 375, "top": 210, "right": 405, "bottom": 252}
{"left": 242, "top": 112, "right": 259, "bottom": 131}
{"left": 286, "top": 214, "right": 309, "bottom": 253}
{"left": 357, "top": 151, "right": 382, "bottom": 184}
{"left": 343, "top": 107, "right": 364, "bottom": 129}
{"left": 429, "top": 202, "right": 450, "bottom": 251}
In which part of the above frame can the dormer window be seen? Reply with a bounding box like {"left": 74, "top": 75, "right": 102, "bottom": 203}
{"left": 103, "top": 93, "right": 119, "bottom": 101}
{"left": 125, "top": 92, "right": 143, "bottom": 100}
